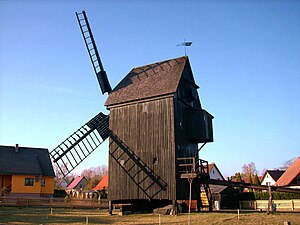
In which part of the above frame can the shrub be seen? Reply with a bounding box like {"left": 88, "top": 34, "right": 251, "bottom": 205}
{"left": 239, "top": 191, "right": 300, "bottom": 200}
{"left": 54, "top": 189, "right": 67, "bottom": 197}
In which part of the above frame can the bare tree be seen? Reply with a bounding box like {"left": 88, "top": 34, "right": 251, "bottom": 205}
{"left": 242, "top": 162, "right": 258, "bottom": 184}
{"left": 279, "top": 158, "right": 296, "bottom": 170}
{"left": 53, "top": 163, "right": 76, "bottom": 188}
{"left": 81, "top": 165, "right": 108, "bottom": 190}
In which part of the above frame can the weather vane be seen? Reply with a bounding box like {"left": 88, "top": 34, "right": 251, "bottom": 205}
{"left": 177, "top": 39, "right": 192, "bottom": 56}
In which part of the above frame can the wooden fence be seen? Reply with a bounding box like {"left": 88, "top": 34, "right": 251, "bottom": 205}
{"left": 0, "top": 197, "right": 109, "bottom": 209}
{"left": 240, "top": 199, "right": 300, "bottom": 211}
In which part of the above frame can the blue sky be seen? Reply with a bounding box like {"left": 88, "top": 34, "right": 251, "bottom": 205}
{"left": 0, "top": 0, "right": 299, "bottom": 177}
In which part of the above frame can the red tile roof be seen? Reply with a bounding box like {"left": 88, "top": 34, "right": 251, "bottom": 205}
{"left": 93, "top": 175, "right": 108, "bottom": 191}
{"left": 66, "top": 176, "right": 86, "bottom": 189}
{"left": 105, "top": 56, "right": 188, "bottom": 107}
{"left": 276, "top": 157, "right": 300, "bottom": 186}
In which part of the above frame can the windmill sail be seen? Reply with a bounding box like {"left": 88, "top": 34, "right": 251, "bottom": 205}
{"left": 50, "top": 112, "right": 109, "bottom": 178}
{"left": 76, "top": 11, "right": 112, "bottom": 94}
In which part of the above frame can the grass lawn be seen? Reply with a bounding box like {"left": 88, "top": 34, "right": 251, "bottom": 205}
{"left": 0, "top": 207, "right": 299, "bottom": 224}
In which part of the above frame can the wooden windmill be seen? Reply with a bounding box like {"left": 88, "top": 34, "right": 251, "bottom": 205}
{"left": 50, "top": 11, "right": 214, "bottom": 212}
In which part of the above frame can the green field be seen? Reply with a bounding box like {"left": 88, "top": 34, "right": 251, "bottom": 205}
{"left": 0, "top": 207, "right": 299, "bottom": 225}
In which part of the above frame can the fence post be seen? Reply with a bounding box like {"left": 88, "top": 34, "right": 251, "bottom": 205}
{"left": 109, "top": 201, "right": 113, "bottom": 215}
{"left": 267, "top": 186, "right": 273, "bottom": 215}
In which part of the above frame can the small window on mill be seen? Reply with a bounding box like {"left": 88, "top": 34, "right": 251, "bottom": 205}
{"left": 153, "top": 157, "right": 158, "bottom": 165}
{"left": 120, "top": 159, "right": 125, "bottom": 166}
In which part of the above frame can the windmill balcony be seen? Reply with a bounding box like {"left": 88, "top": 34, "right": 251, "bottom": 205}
{"left": 176, "top": 157, "right": 209, "bottom": 179}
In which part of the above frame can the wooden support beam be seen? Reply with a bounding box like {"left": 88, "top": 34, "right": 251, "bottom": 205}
{"left": 204, "top": 179, "right": 300, "bottom": 194}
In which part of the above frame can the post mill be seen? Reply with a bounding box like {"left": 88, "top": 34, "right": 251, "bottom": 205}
{"left": 50, "top": 10, "right": 214, "bottom": 212}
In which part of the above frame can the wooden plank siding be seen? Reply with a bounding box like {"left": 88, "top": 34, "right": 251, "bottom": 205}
{"left": 108, "top": 97, "right": 176, "bottom": 201}
{"left": 105, "top": 57, "right": 212, "bottom": 204}
{"left": 173, "top": 66, "right": 203, "bottom": 201}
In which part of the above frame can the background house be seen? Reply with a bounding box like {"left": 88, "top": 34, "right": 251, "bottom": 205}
{"left": 0, "top": 145, "right": 55, "bottom": 197}
{"left": 210, "top": 185, "right": 239, "bottom": 209}
{"left": 208, "top": 163, "right": 225, "bottom": 180}
{"left": 56, "top": 179, "right": 68, "bottom": 189}
{"left": 93, "top": 175, "right": 108, "bottom": 191}
{"left": 261, "top": 170, "right": 285, "bottom": 186}
{"left": 93, "top": 175, "right": 108, "bottom": 199}
{"left": 66, "top": 176, "right": 87, "bottom": 194}
{"left": 276, "top": 157, "right": 300, "bottom": 189}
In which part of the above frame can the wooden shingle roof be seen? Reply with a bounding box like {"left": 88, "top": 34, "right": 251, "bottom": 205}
{"left": 105, "top": 56, "right": 188, "bottom": 107}
{"left": 0, "top": 145, "right": 55, "bottom": 177}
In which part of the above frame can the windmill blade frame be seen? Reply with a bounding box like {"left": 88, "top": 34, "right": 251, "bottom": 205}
{"left": 76, "top": 10, "right": 112, "bottom": 94}
{"left": 49, "top": 112, "right": 109, "bottom": 178}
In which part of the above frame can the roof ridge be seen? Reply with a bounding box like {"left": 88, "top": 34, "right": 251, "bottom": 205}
{"left": 0, "top": 145, "right": 48, "bottom": 151}
{"left": 132, "top": 56, "right": 188, "bottom": 70}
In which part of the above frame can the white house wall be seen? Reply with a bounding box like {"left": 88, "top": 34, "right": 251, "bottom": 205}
{"left": 209, "top": 166, "right": 224, "bottom": 180}
{"left": 261, "top": 173, "right": 276, "bottom": 186}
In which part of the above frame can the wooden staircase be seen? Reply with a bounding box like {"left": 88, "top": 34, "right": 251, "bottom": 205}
{"left": 177, "top": 157, "right": 213, "bottom": 211}
{"left": 200, "top": 191, "right": 209, "bottom": 207}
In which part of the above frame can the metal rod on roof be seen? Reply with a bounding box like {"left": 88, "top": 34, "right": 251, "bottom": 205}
{"left": 184, "top": 38, "right": 187, "bottom": 56}
{"left": 176, "top": 39, "right": 193, "bottom": 56}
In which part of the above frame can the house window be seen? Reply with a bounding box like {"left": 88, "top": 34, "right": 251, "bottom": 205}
{"left": 41, "top": 179, "right": 45, "bottom": 187}
{"left": 25, "top": 178, "right": 34, "bottom": 186}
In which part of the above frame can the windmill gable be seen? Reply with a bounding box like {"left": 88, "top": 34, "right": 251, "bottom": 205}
{"left": 105, "top": 56, "right": 188, "bottom": 107}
